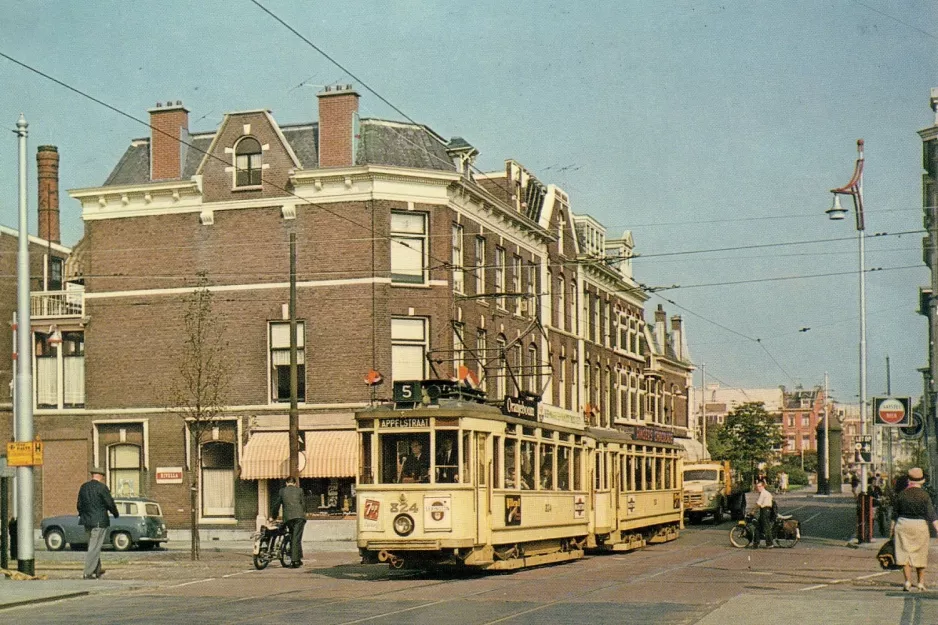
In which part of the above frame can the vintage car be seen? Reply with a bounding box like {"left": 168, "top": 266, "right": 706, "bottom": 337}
{"left": 40, "top": 497, "right": 169, "bottom": 551}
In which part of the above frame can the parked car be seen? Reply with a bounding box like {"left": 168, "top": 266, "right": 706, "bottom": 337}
{"left": 40, "top": 497, "right": 168, "bottom": 551}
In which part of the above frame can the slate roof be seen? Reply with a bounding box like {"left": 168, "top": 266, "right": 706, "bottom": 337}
{"left": 100, "top": 118, "right": 454, "bottom": 187}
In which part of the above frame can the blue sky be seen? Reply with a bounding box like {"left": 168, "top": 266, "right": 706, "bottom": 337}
{"left": 0, "top": 0, "right": 934, "bottom": 403}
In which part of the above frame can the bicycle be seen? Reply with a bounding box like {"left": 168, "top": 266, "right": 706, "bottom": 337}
{"left": 729, "top": 511, "right": 800, "bottom": 549}
{"left": 252, "top": 521, "right": 294, "bottom": 569}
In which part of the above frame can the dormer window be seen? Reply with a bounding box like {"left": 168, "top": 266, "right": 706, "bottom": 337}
{"left": 234, "top": 137, "right": 262, "bottom": 187}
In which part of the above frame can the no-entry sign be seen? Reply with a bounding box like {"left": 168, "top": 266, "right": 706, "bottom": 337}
{"left": 873, "top": 396, "right": 911, "bottom": 427}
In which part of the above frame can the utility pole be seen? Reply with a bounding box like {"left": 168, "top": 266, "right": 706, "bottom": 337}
{"left": 15, "top": 114, "right": 35, "bottom": 576}
{"left": 821, "top": 371, "right": 830, "bottom": 495}
{"left": 289, "top": 232, "right": 300, "bottom": 480}
{"left": 886, "top": 356, "right": 893, "bottom": 479}
{"left": 700, "top": 363, "right": 708, "bottom": 460}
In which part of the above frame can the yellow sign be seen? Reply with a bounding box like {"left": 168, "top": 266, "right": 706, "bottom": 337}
{"left": 6, "top": 441, "right": 43, "bottom": 466}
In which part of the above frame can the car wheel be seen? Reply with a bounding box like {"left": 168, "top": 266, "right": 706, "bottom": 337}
{"left": 111, "top": 531, "right": 133, "bottom": 551}
{"left": 44, "top": 528, "right": 66, "bottom": 551}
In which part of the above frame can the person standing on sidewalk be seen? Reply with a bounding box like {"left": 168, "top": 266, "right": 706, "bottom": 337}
{"left": 750, "top": 480, "right": 774, "bottom": 549}
{"left": 891, "top": 467, "right": 938, "bottom": 592}
{"left": 270, "top": 477, "right": 306, "bottom": 567}
{"left": 76, "top": 467, "right": 119, "bottom": 580}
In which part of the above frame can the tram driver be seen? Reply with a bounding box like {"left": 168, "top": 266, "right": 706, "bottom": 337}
{"left": 436, "top": 435, "right": 458, "bottom": 483}
{"left": 398, "top": 439, "right": 430, "bottom": 483}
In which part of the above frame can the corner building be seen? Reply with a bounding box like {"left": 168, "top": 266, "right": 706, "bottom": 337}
{"left": 51, "top": 86, "right": 694, "bottom": 533}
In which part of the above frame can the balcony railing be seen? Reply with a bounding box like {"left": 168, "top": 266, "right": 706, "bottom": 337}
{"left": 31, "top": 289, "right": 84, "bottom": 319}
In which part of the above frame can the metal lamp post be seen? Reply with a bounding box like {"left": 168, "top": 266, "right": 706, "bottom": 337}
{"left": 827, "top": 139, "right": 871, "bottom": 540}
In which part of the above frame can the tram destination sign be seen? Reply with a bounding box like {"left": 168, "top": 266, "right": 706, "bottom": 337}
{"left": 502, "top": 395, "right": 538, "bottom": 421}
{"left": 379, "top": 417, "right": 430, "bottom": 429}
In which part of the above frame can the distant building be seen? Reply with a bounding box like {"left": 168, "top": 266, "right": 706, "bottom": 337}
{"left": 779, "top": 386, "right": 826, "bottom": 457}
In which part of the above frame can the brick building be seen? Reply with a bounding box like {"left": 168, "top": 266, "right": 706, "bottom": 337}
{"left": 779, "top": 386, "right": 827, "bottom": 457}
{"left": 5, "top": 86, "right": 694, "bottom": 533}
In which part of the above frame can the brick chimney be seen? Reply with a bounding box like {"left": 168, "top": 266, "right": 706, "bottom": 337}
{"left": 148, "top": 100, "right": 189, "bottom": 180}
{"left": 37, "top": 145, "right": 60, "bottom": 243}
{"left": 654, "top": 304, "right": 667, "bottom": 352}
{"left": 317, "top": 85, "right": 360, "bottom": 167}
{"left": 671, "top": 315, "right": 683, "bottom": 361}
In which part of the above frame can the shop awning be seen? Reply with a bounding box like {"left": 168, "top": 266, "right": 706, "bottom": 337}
{"left": 240, "top": 431, "right": 357, "bottom": 480}
{"left": 676, "top": 437, "right": 706, "bottom": 462}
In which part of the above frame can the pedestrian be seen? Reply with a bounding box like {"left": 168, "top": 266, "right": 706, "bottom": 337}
{"left": 749, "top": 480, "right": 774, "bottom": 549}
{"left": 891, "top": 467, "right": 938, "bottom": 591}
{"left": 76, "top": 467, "right": 119, "bottom": 580}
{"left": 851, "top": 472, "right": 860, "bottom": 497}
{"left": 870, "top": 477, "right": 887, "bottom": 537}
{"left": 270, "top": 476, "right": 306, "bottom": 568}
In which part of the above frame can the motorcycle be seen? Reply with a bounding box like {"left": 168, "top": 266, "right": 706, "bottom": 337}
{"left": 252, "top": 521, "right": 294, "bottom": 570}
{"left": 729, "top": 511, "right": 800, "bottom": 548}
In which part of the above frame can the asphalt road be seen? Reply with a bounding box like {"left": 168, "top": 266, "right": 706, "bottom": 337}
{"left": 2, "top": 491, "right": 926, "bottom": 625}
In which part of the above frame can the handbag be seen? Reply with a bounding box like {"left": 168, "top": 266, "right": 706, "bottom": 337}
{"left": 877, "top": 538, "right": 901, "bottom": 570}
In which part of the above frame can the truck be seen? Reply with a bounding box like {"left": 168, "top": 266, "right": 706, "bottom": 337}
{"left": 682, "top": 460, "right": 747, "bottom": 525}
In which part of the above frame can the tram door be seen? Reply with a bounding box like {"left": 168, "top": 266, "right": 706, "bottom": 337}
{"left": 472, "top": 432, "right": 492, "bottom": 546}
{"left": 593, "top": 446, "right": 612, "bottom": 530}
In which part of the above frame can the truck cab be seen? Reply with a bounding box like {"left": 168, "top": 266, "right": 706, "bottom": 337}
{"left": 682, "top": 460, "right": 744, "bottom": 524}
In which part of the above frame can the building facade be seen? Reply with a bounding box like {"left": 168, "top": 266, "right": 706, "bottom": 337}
{"left": 5, "top": 87, "right": 694, "bottom": 532}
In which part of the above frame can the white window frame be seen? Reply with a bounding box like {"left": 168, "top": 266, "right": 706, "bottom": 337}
{"left": 495, "top": 247, "right": 506, "bottom": 310}
{"left": 269, "top": 321, "right": 306, "bottom": 404}
{"left": 476, "top": 329, "right": 487, "bottom": 392}
{"left": 391, "top": 317, "right": 428, "bottom": 381}
{"left": 391, "top": 211, "right": 428, "bottom": 285}
{"left": 475, "top": 236, "right": 486, "bottom": 295}
{"left": 233, "top": 136, "right": 263, "bottom": 189}
{"left": 452, "top": 223, "right": 465, "bottom": 294}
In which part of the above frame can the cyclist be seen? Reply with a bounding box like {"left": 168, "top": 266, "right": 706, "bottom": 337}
{"left": 270, "top": 476, "right": 306, "bottom": 568}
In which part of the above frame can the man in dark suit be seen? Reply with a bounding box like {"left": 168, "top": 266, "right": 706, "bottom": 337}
{"left": 270, "top": 476, "right": 306, "bottom": 567}
{"left": 436, "top": 437, "right": 457, "bottom": 483}
{"left": 77, "top": 467, "right": 119, "bottom": 579}
{"left": 399, "top": 440, "right": 429, "bottom": 483}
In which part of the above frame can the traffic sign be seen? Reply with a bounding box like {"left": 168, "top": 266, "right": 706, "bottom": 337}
{"left": 853, "top": 435, "right": 873, "bottom": 464}
{"left": 6, "top": 440, "right": 43, "bottom": 466}
{"left": 873, "top": 396, "right": 911, "bottom": 427}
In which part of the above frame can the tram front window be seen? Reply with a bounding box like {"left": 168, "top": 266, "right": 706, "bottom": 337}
{"left": 379, "top": 433, "right": 430, "bottom": 484}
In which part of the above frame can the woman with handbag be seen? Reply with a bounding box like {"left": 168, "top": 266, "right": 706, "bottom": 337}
{"left": 891, "top": 467, "right": 938, "bottom": 591}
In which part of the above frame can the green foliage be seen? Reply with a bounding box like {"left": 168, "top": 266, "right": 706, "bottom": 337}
{"left": 713, "top": 402, "right": 783, "bottom": 485}
{"left": 767, "top": 465, "right": 809, "bottom": 487}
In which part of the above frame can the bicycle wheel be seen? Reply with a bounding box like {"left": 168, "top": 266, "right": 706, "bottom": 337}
{"left": 729, "top": 525, "right": 752, "bottom": 548}
{"left": 279, "top": 536, "right": 294, "bottom": 568}
{"left": 253, "top": 538, "right": 272, "bottom": 570}
{"left": 775, "top": 526, "right": 799, "bottom": 548}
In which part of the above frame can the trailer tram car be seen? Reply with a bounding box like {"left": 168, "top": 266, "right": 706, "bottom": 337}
{"left": 355, "top": 381, "right": 683, "bottom": 571}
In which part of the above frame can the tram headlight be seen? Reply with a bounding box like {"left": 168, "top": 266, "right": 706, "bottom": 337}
{"left": 393, "top": 513, "right": 415, "bottom": 537}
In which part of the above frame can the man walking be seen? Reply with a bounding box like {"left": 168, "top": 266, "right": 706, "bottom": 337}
{"left": 77, "top": 467, "right": 119, "bottom": 579}
{"left": 270, "top": 476, "right": 306, "bottom": 567}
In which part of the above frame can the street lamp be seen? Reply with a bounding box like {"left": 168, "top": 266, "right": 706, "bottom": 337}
{"left": 827, "top": 139, "right": 870, "bottom": 535}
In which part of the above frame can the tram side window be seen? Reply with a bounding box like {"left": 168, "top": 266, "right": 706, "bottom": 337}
{"left": 462, "top": 431, "right": 473, "bottom": 484}
{"left": 636, "top": 453, "right": 645, "bottom": 491}
{"left": 360, "top": 432, "right": 373, "bottom": 484}
{"left": 557, "top": 446, "right": 571, "bottom": 491}
{"left": 624, "top": 455, "right": 634, "bottom": 492}
{"left": 664, "top": 457, "right": 672, "bottom": 489}
{"left": 493, "top": 436, "right": 502, "bottom": 487}
{"left": 656, "top": 457, "right": 664, "bottom": 490}
{"left": 379, "top": 433, "right": 430, "bottom": 484}
{"left": 435, "top": 431, "right": 459, "bottom": 483}
{"left": 520, "top": 440, "right": 535, "bottom": 490}
{"left": 573, "top": 447, "right": 582, "bottom": 490}
{"left": 477, "top": 433, "right": 487, "bottom": 486}
{"left": 505, "top": 439, "right": 518, "bottom": 488}
{"left": 539, "top": 443, "right": 554, "bottom": 490}
{"left": 644, "top": 456, "right": 654, "bottom": 491}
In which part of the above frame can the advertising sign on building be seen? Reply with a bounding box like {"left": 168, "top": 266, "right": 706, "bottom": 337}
{"left": 155, "top": 467, "right": 184, "bottom": 484}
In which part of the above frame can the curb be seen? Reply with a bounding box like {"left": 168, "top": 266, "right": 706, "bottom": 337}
{"left": 0, "top": 591, "right": 89, "bottom": 611}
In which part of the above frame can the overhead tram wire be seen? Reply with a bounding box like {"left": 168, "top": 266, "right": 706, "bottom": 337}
{"left": 248, "top": 0, "right": 518, "bottom": 200}
{"left": 0, "top": 49, "right": 461, "bottom": 281}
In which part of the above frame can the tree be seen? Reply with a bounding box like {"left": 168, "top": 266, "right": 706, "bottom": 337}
{"left": 167, "top": 274, "right": 231, "bottom": 561}
{"left": 714, "top": 402, "right": 783, "bottom": 485}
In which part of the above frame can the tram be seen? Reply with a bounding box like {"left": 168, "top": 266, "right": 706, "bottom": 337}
{"left": 355, "top": 380, "right": 683, "bottom": 571}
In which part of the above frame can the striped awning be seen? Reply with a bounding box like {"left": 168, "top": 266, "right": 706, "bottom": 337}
{"left": 239, "top": 431, "right": 357, "bottom": 480}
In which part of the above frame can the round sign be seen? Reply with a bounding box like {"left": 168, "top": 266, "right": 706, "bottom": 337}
{"left": 878, "top": 398, "right": 906, "bottom": 425}
{"left": 900, "top": 412, "right": 924, "bottom": 440}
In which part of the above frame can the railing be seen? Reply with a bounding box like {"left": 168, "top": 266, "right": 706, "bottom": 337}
{"left": 30, "top": 290, "right": 84, "bottom": 319}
